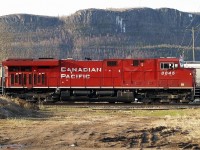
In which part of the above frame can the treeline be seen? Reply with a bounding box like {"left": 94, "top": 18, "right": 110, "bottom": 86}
{"left": 0, "top": 8, "right": 200, "bottom": 61}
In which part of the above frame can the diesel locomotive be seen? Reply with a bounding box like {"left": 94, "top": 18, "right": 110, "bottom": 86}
{"left": 1, "top": 57, "right": 199, "bottom": 104}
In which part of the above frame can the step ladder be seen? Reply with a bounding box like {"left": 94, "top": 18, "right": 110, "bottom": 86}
{"left": 0, "top": 86, "right": 2, "bottom": 95}
{"left": 194, "top": 87, "right": 200, "bottom": 99}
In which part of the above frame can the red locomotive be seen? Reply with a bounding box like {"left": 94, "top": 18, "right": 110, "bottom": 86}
{"left": 1, "top": 57, "right": 195, "bottom": 103}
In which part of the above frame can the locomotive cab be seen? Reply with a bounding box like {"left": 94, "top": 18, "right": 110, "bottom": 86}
{"left": 135, "top": 58, "right": 194, "bottom": 103}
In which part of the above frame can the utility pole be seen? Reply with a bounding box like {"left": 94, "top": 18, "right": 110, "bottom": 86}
{"left": 192, "top": 27, "right": 195, "bottom": 61}
{"left": 186, "top": 26, "right": 200, "bottom": 61}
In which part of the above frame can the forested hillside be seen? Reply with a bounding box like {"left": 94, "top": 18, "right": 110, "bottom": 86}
{"left": 0, "top": 8, "right": 200, "bottom": 61}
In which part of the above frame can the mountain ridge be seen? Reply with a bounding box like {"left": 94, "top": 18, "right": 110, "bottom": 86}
{"left": 0, "top": 8, "right": 199, "bottom": 61}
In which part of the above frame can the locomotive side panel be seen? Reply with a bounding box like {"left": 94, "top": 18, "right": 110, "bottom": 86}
{"left": 36, "top": 66, "right": 60, "bottom": 87}
{"left": 143, "top": 59, "right": 157, "bottom": 87}
{"left": 2, "top": 59, "right": 60, "bottom": 88}
{"left": 121, "top": 59, "right": 168, "bottom": 88}
{"left": 103, "top": 59, "right": 122, "bottom": 87}
{"left": 122, "top": 59, "right": 158, "bottom": 88}
{"left": 60, "top": 60, "right": 103, "bottom": 88}
{"left": 85, "top": 61, "right": 103, "bottom": 87}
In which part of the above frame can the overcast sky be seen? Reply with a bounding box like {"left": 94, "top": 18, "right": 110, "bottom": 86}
{"left": 1, "top": 0, "right": 200, "bottom": 17}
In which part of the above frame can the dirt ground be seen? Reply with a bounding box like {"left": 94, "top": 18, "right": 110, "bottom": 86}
{"left": 1, "top": 97, "right": 200, "bottom": 150}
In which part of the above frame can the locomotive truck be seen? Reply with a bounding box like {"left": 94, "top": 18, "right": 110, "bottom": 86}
{"left": 0, "top": 57, "right": 198, "bottom": 104}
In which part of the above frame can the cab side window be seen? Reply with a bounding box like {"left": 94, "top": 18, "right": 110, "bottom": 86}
{"left": 160, "top": 62, "right": 178, "bottom": 69}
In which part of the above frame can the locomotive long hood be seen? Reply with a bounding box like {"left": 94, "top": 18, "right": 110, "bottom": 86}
{"left": 2, "top": 59, "right": 59, "bottom": 66}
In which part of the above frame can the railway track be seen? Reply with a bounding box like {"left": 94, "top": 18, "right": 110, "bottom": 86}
{"left": 38, "top": 102, "right": 200, "bottom": 110}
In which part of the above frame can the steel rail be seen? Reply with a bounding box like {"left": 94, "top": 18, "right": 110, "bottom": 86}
{"left": 39, "top": 102, "right": 200, "bottom": 110}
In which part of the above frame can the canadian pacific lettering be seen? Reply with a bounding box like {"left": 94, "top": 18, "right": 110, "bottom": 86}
{"left": 61, "top": 67, "right": 101, "bottom": 73}
{"left": 60, "top": 67, "right": 102, "bottom": 79}
{"left": 61, "top": 74, "right": 90, "bottom": 79}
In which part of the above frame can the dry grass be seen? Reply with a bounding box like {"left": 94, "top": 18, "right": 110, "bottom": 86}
{"left": 152, "top": 109, "right": 200, "bottom": 143}
{"left": 2, "top": 105, "right": 200, "bottom": 149}
{"left": 44, "top": 107, "right": 200, "bottom": 143}
{"left": 0, "top": 96, "right": 39, "bottom": 119}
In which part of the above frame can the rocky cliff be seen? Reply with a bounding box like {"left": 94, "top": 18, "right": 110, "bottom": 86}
{"left": 0, "top": 8, "right": 200, "bottom": 61}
